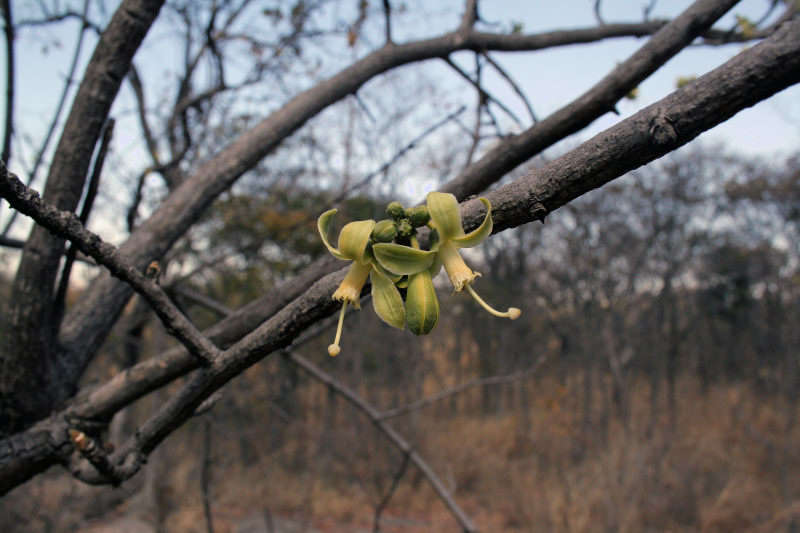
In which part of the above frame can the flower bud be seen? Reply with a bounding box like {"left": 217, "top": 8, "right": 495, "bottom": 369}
{"left": 371, "top": 219, "right": 398, "bottom": 243}
{"left": 397, "top": 219, "right": 414, "bottom": 238}
{"left": 407, "top": 206, "right": 430, "bottom": 227}
{"left": 386, "top": 201, "right": 405, "bottom": 220}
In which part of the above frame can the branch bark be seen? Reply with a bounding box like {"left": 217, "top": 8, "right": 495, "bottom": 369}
{"left": 47, "top": 0, "right": 742, "bottom": 434}
{"left": 288, "top": 353, "right": 477, "bottom": 533}
{"left": 55, "top": 15, "right": 710, "bottom": 388}
{"left": 2, "top": 0, "right": 166, "bottom": 435}
{"left": 2, "top": 1, "right": 797, "bottom": 496}
{"left": 3, "top": 11, "right": 794, "bottom": 497}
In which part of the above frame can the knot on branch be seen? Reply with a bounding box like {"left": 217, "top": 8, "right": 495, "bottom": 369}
{"left": 68, "top": 428, "right": 122, "bottom": 486}
{"left": 649, "top": 109, "right": 678, "bottom": 146}
{"left": 527, "top": 191, "right": 548, "bottom": 223}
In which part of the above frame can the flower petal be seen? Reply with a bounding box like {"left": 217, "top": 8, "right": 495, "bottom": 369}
{"left": 339, "top": 219, "right": 376, "bottom": 263}
{"left": 451, "top": 197, "right": 492, "bottom": 248}
{"left": 370, "top": 269, "right": 405, "bottom": 329}
{"left": 426, "top": 192, "right": 464, "bottom": 241}
{"left": 373, "top": 243, "right": 435, "bottom": 275}
{"left": 406, "top": 270, "right": 439, "bottom": 335}
{"left": 317, "top": 209, "right": 349, "bottom": 260}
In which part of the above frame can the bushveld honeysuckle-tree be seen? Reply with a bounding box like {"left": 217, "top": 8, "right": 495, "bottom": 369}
{"left": 319, "top": 194, "right": 521, "bottom": 355}
{"left": 317, "top": 209, "right": 428, "bottom": 356}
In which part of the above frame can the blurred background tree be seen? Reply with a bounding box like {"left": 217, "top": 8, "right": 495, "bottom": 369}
{"left": 1, "top": 0, "right": 799, "bottom": 531}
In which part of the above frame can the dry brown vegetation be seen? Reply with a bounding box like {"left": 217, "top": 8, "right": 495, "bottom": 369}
{"left": 4, "top": 342, "right": 800, "bottom": 532}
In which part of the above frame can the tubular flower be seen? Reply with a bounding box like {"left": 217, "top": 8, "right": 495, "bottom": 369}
{"left": 426, "top": 192, "right": 521, "bottom": 320}
{"left": 372, "top": 237, "right": 438, "bottom": 335}
{"left": 318, "top": 209, "right": 406, "bottom": 356}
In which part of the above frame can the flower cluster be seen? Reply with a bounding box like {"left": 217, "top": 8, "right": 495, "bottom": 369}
{"left": 318, "top": 192, "right": 520, "bottom": 356}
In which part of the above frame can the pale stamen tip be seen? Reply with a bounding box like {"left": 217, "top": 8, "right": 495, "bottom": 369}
{"left": 328, "top": 344, "right": 341, "bottom": 357}
{"left": 507, "top": 307, "right": 521, "bottom": 320}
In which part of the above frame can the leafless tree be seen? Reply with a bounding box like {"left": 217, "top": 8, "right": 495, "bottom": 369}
{"left": 0, "top": 2, "right": 799, "bottom": 527}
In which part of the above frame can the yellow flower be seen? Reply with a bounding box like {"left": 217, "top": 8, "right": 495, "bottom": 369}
{"left": 426, "top": 192, "right": 520, "bottom": 320}
{"left": 317, "top": 209, "right": 407, "bottom": 356}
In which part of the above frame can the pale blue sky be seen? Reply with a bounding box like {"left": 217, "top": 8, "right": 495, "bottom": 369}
{"left": 0, "top": 0, "right": 797, "bottom": 245}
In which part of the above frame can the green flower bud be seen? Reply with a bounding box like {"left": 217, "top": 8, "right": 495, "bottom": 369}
{"left": 371, "top": 219, "right": 398, "bottom": 243}
{"left": 386, "top": 201, "right": 405, "bottom": 220}
{"left": 397, "top": 219, "right": 414, "bottom": 238}
{"left": 407, "top": 206, "right": 431, "bottom": 227}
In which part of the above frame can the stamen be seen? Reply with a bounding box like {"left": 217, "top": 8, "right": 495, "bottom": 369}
{"left": 465, "top": 284, "right": 521, "bottom": 320}
{"left": 328, "top": 301, "right": 348, "bottom": 356}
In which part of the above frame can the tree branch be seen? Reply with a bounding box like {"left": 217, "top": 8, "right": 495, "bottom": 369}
{"left": 3, "top": 0, "right": 166, "bottom": 433}
{"left": 39, "top": 0, "right": 758, "bottom": 453}
{"left": 1, "top": 0, "right": 91, "bottom": 238}
{"left": 1, "top": 0, "right": 14, "bottom": 164}
{"left": 37, "top": 13, "right": 800, "bottom": 498}
{"left": 378, "top": 356, "right": 547, "bottom": 421}
{"left": 288, "top": 353, "right": 477, "bottom": 533}
{"left": 480, "top": 52, "right": 538, "bottom": 124}
{"left": 56, "top": 14, "right": 714, "bottom": 372}
{"left": 441, "top": 0, "right": 743, "bottom": 199}
{"left": 0, "top": 164, "right": 221, "bottom": 364}
{"left": 53, "top": 118, "right": 115, "bottom": 326}
{"left": 85, "top": 12, "right": 800, "bottom": 494}
{"left": 3, "top": 1, "right": 795, "bottom": 495}
{"left": 444, "top": 56, "right": 523, "bottom": 128}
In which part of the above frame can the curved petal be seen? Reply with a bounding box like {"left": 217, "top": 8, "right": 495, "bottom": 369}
{"left": 451, "top": 197, "right": 493, "bottom": 248}
{"left": 373, "top": 243, "right": 435, "bottom": 275}
{"left": 317, "top": 209, "right": 349, "bottom": 260}
{"left": 338, "top": 219, "right": 375, "bottom": 263}
{"left": 405, "top": 270, "right": 439, "bottom": 335}
{"left": 370, "top": 269, "right": 405, "bottom": 329}
{"left": 426, "top": 191, "right": 464, "bottom": 240}
{"left": 373, "top": 260, "right": 402, "bottom": 283}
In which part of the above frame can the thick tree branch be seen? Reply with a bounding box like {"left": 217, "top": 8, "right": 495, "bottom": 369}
{"left": 84, "top": 12, "right": 800, "bottom": 493}
{"left": 441, "top": 0, "right": 743, "bottom": 199}
{"left": 50, "top": 0, "right": 752, "bottom": 426}
{"left": 57, "top": 14, "right": 717, "bottom": 376}
{"left": 3, "top": 1, "right": 795, "bottom": 495}
{"left": 0, "top": 164, "right": 222, "bottom": 364}
{"left": 53, "top": 119, "right": 115, "bottom": 326}
{"left": 25, "top": 12, "right": 800, "bottom": 498}
{"left": 42, "top": 0, "right": 752, "bottom": 450}
{"left": 1, "top": 0, "right": 91, "bottom": 238}
{"left": 2, "top": 0, "right": 166, "bottom": 434}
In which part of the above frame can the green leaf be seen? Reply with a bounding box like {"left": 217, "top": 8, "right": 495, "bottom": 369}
{"left": 338, "top": 219, "right": 375, "bottom": 263}
{"left": 373, "top": 243, "right": 435, "bottom": 275}
{"left": 370, "top": 269, "right": 405, "bottom": 329}
{"left": 405, "top": 270, "right": 439, "bottom": 335}
{"left": 451, "top": 198, "right": 492, "bottom": 248}
{"left": 317, "top": 209, "right": 349, "bottom": 260}
{"left": 426, "top": 192, "right": 464, "bottom": 241}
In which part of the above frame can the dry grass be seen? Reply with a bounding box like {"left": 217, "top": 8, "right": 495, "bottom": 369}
{"left": 3, "top": 373, "right": 800, "bottom": 532}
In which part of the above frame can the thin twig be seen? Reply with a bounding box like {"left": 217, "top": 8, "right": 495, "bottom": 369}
{"left": 288, "top": 353, "right": 478, "bottom": 533}
{"left": 1, "top": 0, "right": 14, "bottom": 164}
{"left": 0, "top": 234, "right": 22, "bottom": 248}
{"left": 459, "top": 0, "right": 478, "bottom": 31}
{"left": 594, "top": 0, "right": 605, "bottom": 26}
{"left": 201, "top": 417, "right": 215, "bottom": 533}
{"left": 382, "top": 0, "right": 392, "bottom": 44}
{"left": 1, "top": 0, "right": 91, "bottom": 237}
{"left": 379, "top": 356, "right": 547, "bottom": 420}
{"left": 373, "top": 451, "right": 410, "bottom": 533}
{"left": 0, "top": 164, "right": 222, "bottom": 364}
{"left": 480, "top": 52, "right": 538, "bottom": 124}
{"left": 54, "top": 118, "right": 115, "bottom": 325}
{"left": 444, "top": 57, "right": 524, "bottom": 129}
